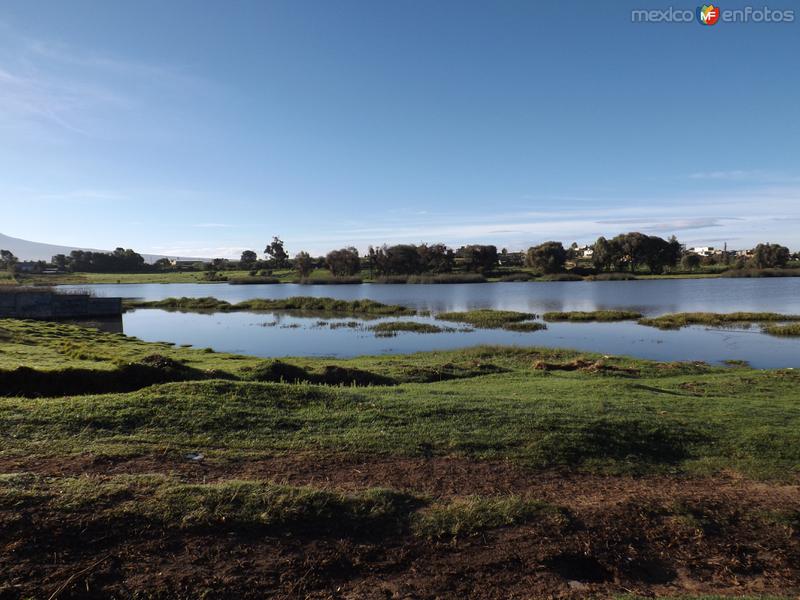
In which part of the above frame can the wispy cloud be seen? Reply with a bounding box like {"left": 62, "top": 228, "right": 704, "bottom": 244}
{"left": 689, "top": 170, "right": 800, "bottom": 183}
{"left": 0, "top": 23, "right": 209, "bottom": 140}
{"left": 275, "top": 183, "right": 800, "bottom": 255}
{"left": 36, "top": 189, "right": 127, "bottom": 201}
{"left": 690, "top": 170, "right": 762, "bottom": 180}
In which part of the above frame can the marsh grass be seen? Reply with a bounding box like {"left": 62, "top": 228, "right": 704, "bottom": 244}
{"left": 537, "top": 273, "right": 583, "bottom": 282}
{"left": 586, "top": 272, "right": 637, "bottom": 281}
{"left": 762, "top": 323, "right": 800, "bottom": 337}
{"left": 638, "top": 312, "right": 800, "bottom": 330}
{"left": 436, "top": 309, "right": 537, "bottom": 329}
{"left": 375, "top": 274, "right": 488, "bottom": 284}
{"left": 502, "top": 321, "right": 547, "bottom": 332}
{"left": 497, "top": 273, "right": 534, "bottom": 282}
{"left": 721, "top": 268, "right": 800, "bottom": 278}
{"left": 407, "top": 273, "right": 487, "bottom": 284}
{"left": 124, "top": 296, "right": 414, "bottom": 316}
{"left": 228, "top": 277, "right": 281, "bottom": 284}
{"left": 293, "top": 276, "right": 363, "bottom": 285}
{"left": 371, "top": 321, "right": 449, "bottom": 335}
{"left": 543, "top": 310, "right": 643, "bottom": 322}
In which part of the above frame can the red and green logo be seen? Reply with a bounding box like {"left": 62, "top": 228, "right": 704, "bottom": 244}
{"left": 697, "top": 4, "right": 721, "bottom": 25}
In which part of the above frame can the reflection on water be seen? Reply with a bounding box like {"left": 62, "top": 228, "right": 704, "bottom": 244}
{"left": 61, "top": 278, "right": 800, "bottom": 315}
{"left": 57, "top": 280, "right": 800, "bottom": 368}
{"left": 120, "top": 309, "right": 800, "bottom": 369}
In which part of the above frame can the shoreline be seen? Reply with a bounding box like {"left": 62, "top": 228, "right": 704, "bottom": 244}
{"left": 15, "top": 269, "right": 800, "bottom": 286}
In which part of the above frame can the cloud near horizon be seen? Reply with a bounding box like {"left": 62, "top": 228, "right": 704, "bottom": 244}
{"left": 125, "top": 183, "right": 800, "bottom": 258}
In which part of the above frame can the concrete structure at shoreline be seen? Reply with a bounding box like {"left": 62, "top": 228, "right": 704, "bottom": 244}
{"left": 0, "top": 291, "right": 122, "bottom": 319}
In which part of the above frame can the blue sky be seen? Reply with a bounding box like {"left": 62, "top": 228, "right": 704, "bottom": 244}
{"left": 1, "top": 0, "right": 798, "bottom": 258}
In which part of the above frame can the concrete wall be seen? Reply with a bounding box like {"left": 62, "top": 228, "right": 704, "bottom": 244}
{"left": 0, "top": 292, "right": 121, "bottom": 319}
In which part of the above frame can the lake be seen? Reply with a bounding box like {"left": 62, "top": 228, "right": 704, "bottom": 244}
{"left": 60, "top": 279, "right": 800, "bottom": 368}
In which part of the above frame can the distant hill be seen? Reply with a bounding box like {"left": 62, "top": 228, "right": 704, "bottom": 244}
{"left": 0, "top": 232, "right": 208, "bottom": 264}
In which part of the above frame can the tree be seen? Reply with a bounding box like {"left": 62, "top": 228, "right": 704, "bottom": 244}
{"left": 371, "top": 244, "right": 421, "bottom": 276}
{"left": 325, "top": 247, "right": 360, "bottom": 276}
{"left": 264, "top": 237, "right": 289, "bottom": 268}
{"left": 458, "top": 245, "right": 497, "bottom": 273}
{"left": 681, "top": 253, "right": 701, "bottom": 271}
{"left": 59, "top": 248, "right": 146, "bottom": 273}
{"left": 417, "top": 243, "right": 454, "bottom": 273}
{"left": 613, "top": 232, "right": 649, "bottom": 273}
{"left": 293, "top": 251, "right": 314, "bottom": 278}
{"left": 750, "top": 243, "right": 790, "bottom": 269}
{"left": 597, "top": 233, "right": 681, "bottom": 274}
{"left": 240, "top": 250, "right": 258, "bottom": 269}
{"left": 0, "top": 250, "right": 18, "bottom": 273}
{"left": 592, "top": 237, "right": 621, "bottom": 271}
{"left": 642, "top": 235, "right": 682, "bottom": 274}
{"left": 525, "top": 241, "right": 567, "bottom": 274}
{"left": 51, "top": 254, "right": 68, "bottom": 271}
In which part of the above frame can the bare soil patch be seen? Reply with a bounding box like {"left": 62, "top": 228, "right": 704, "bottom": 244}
{"left": 2, "top": 453, "right": 799, "bottom": 598}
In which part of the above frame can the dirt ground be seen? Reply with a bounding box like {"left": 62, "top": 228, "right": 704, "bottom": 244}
{"left": 2, "top": 454, "right": 799, "bottom": 599}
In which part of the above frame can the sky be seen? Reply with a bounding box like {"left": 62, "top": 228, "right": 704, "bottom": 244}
{"left": 1, "top": 0, "right": 798, "bottom": 258}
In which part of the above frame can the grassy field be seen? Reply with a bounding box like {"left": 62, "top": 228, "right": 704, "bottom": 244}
{"left": 2, "top": 318, "right": 799, "bottom": 597}
{"left": 1, "top": 319, "right": 798, "bottom": 478}
{"left": 2, "top": 318, "right": 799, "bottom": 473}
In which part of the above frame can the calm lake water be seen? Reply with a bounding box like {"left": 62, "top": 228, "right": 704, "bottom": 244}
{"left": 61, "top": 279, "right": 800, "bottom": 368}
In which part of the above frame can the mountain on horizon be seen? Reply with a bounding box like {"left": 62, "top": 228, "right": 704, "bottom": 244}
{"left": 0, "top": 232, "right": 209, "bottom": 264}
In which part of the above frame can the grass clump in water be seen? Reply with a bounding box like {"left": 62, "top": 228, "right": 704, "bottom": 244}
{"left": 294, "top": 276, "right": 363, "bottom": 285}
{"left": 721, "top": 268, "right": 800, "bottom": 278}
{"left": 586, "top": 272, "right": 637, "bottom": 281}
{"left": 371, "top": 321, "right": 448, "bottom": 335}
{"left": 125, "top": 296, "right": 414, "bottom": 316}
{"left": 762, "top": 323, "right": 800, "bottom": 337}
{"left": 436, "top": 309, "right": 536, "bottom": 329}
{"left": 543, "top": 310, "right": 643, "bottom": 322}
{"left": 638, "top": 312, "right": 800, "bottom": 330}
{"left": 537, "top": 273, "right": 583, "bottom": 282}
{"left": 502, "top": 321, "right": 547, "bottom": 332}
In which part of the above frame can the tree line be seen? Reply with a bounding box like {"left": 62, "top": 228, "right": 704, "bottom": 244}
{"left": 52, "top": 249, "right": 147, "bottom": 273}
{"left": 233, "top": 234, "right": 795, "bottom": 278}
{"left": 0, "top": 234, "right": 795, "bottom": 278}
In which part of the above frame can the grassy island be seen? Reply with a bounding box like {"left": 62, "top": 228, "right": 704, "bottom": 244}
{"left": 124, "top": 295, "right": 415, "bottom": 316}
{"left": 543, "top": 310, "right": 643, "bottom": 322}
